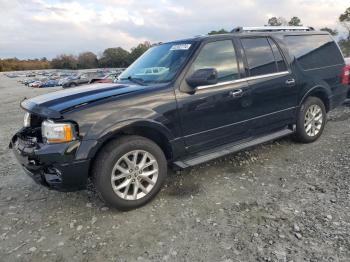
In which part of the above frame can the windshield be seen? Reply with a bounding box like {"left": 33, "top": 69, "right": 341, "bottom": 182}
{"left": 118, "top": 42, "right": 194, "bottom": 84}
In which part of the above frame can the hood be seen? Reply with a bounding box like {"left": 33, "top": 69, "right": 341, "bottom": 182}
{"left": 21, "top": 83, "right": 146, "bottom": 118}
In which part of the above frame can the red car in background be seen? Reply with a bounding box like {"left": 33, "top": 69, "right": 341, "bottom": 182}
{"left": 345, "top": 58, "right": 350, "bottom": 98}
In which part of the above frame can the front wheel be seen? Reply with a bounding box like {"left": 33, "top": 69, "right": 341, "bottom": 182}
{"left": 294, "top": 96, "right": 327, "bottom": 143}
{"left": 92, "top": 136, "right": 167, "bottom": 210}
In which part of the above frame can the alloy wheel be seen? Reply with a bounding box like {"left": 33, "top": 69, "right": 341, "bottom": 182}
{"left": 111, "top": 150, "right": 159, "bottom": 200}
{"left": 304, "top": 104, "right": 323, "bottom": 137}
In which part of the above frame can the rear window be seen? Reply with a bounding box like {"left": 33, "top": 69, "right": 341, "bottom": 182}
{"left": 284, "top": 34, "right": 344, "bottom": 70}
{"left": 241, "top": 37, "right": 278, "bottom": 77}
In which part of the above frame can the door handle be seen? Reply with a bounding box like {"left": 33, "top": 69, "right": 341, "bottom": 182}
{"left": 229, "top": 89, "right": 243, "bottom": 97}
{"left": 285, "top": 78, "right": 296, "bottom": 86}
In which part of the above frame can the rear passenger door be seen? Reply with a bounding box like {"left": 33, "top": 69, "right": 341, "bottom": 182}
{"left": 240, "top": 37, "right": 298, "bottom": 136}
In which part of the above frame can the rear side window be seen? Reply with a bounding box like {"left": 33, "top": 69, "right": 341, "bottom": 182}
{"left": 190, "top": 40, "right": 239, "bottom": 83}
{"left": 284, "top": 34, "right": 344, "bottom": 70}
{"left": 241, "top": 37, "right": 277, "bottom": 77}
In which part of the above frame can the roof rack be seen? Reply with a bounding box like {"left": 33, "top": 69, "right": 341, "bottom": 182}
{"left": 231, "top": 26, "right": 315, "bottom": 33}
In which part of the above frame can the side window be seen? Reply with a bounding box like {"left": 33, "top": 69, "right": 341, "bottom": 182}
{"left": 190, "top": 40, "right": 239, "bottom": 83}
{"left": 284, "top": 34, "right": 344, "bottom": 70}
{"left": 268, "top": 38, "right": 288, "bottom": 72}
{"left": 241, "top": 37, "right": 277, "bottom": 77}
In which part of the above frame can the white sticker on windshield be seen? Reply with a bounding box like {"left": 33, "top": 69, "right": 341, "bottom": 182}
{"left": 170, "top": 44, "right": 191, "bottom": 51}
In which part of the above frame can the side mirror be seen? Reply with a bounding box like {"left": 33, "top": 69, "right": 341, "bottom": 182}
{"left": 186, "top": 68, "right": 218, "bottom": 89}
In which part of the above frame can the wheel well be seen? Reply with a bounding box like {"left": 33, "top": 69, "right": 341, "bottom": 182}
{"left": 91, "top": 126, "right": 173, "bottom": 168}
{"left": 305, "top": 90, "right": 330, "bottom": 112}
{"left": 122, "top": 126, "right": 173, "bottom": 160}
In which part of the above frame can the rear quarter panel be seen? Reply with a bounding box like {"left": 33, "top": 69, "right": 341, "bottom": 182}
{"left": 280, "top": 33, "right": 347, "bottom": 109}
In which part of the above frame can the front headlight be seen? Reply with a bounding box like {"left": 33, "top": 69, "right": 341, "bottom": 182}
{"left": 42, "top": 120, "right": 76, "bottom": 144}
{"left": 24, "top": 112, "right": 31, "bottom": 127}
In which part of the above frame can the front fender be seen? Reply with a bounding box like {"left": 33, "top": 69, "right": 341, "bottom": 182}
{"left": 75, "top": 118, "right": 174, "bottom": 161}
{"left": 97, "top": 118, "right": 174, "bottom": 141}
{"left": 84, "top": 107, "right": 174, "bottom": 140}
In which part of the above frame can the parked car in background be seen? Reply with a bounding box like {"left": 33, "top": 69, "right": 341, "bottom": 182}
{"left": 59, "top": 72, "right": 74, "bottom": 77}
{"left": 10, "top": 26, "right": 348, "bottom": 210}
{"left": 61, "top": 75, "right": 88, "bottom": 88}
{"left": 26, "top": 72, "right": 36, "bottom": 77}
{"left": 28, "top": 81, "right": 42, "bottom": 88}
{"left": 23, "top": 79, "right": 37, "bottom": 86}
{"left": 39, "top": 80, "right": 59, "bottom": 88}
{"left": 89, "top": 73, "right": 120, "bottom": 84}
{"left": 62, "top": 72, "right": 103, "bottom": 88}
{"left": 58, "top": 76, "right": 73, "bottom": 86}
{"left": 5, "top": 73, "right": 19, "bottom": 78}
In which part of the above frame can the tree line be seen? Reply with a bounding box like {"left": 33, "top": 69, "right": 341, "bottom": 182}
{"left": 0, "top": 41, "right": 151, "bottom": 72}
{"left": 0, "top": 58, "right": 51, "bottom": 72}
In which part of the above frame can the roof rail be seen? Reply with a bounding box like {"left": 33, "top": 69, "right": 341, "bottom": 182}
{"left": 231, "top": 26, "right": 315, "bottom": 33}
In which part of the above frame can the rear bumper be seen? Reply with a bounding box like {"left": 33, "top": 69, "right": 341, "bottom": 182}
{"left": 10, "top": 130, "right": 90, "bottom": 191}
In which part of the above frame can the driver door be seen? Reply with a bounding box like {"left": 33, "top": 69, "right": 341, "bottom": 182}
{"left": 175, "top": 39, "right": 251, "bottom": 153}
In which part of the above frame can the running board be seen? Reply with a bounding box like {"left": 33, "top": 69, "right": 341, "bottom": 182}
{"left": 173, "top": 129, "right": 294, "bottom": 169}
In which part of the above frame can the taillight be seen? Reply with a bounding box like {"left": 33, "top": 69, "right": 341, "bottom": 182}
{"left": 342, "top": 65, "right": 350, "bottom": 85}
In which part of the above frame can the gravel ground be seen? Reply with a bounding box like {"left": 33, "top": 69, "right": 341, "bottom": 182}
{"left": 0, "top": 74, "right": 350, "bottom": 262}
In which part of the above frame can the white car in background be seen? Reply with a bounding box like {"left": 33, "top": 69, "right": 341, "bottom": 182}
{"left": 28, "top": 81, "right": 42, "bottom": 88}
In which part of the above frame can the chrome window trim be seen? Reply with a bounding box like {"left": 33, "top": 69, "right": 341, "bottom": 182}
{"left": 196, "top": 71, "right": 290, "bottom": 90}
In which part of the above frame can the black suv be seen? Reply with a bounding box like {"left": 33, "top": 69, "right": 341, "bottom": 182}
{"left": 10, "top": 26, "right": 349, "bottom": 210}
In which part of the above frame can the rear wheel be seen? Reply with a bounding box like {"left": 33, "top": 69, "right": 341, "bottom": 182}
{"left": 294, "top": 96, "right": 326, "bottom": 143}
{"left": 92, "top": 136, "right": 167, "bottom": 210}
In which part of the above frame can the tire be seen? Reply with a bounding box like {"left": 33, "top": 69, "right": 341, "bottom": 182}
{"left": 294, "top": 96, "right": 327, "bottom": 143}
{"left": 92, "top": 135, "right": 167, "bottom": 211}
{"left": 69, "top": 83, "right": 77, "bottom": 88}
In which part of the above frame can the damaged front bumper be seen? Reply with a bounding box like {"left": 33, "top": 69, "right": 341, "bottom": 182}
{"left": 9, "top": 128, "right": 90, "bottom": 191}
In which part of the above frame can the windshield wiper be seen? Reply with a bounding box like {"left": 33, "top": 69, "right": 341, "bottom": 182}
{"left": 122, "top": 76, "right": 147, "bottom": 86}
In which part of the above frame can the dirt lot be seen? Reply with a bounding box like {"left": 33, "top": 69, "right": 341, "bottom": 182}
{"left": 0, "top": 74, "right": 350, "bottom": 262}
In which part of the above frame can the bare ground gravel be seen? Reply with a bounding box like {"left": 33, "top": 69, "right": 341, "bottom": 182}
{"left": 0, "top": 74, "right": 350, "bottom": 262}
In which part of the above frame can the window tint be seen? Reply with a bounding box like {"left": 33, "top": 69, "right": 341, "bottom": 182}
{"left": 241, "top": 37, "right": 277, "bottom": 76}
{"left": 268, "top": 38, "right": 288, "bottom": 72}
{"left": 284, "top": 34, "right": 343, "bottom": 70}
{"left": 190, "top": 40, "right": 239, "bottom": 83}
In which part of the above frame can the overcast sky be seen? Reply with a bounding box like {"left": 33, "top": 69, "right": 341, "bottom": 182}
{"left": 0, "top": 0, "right": 349, "bottom": 59}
